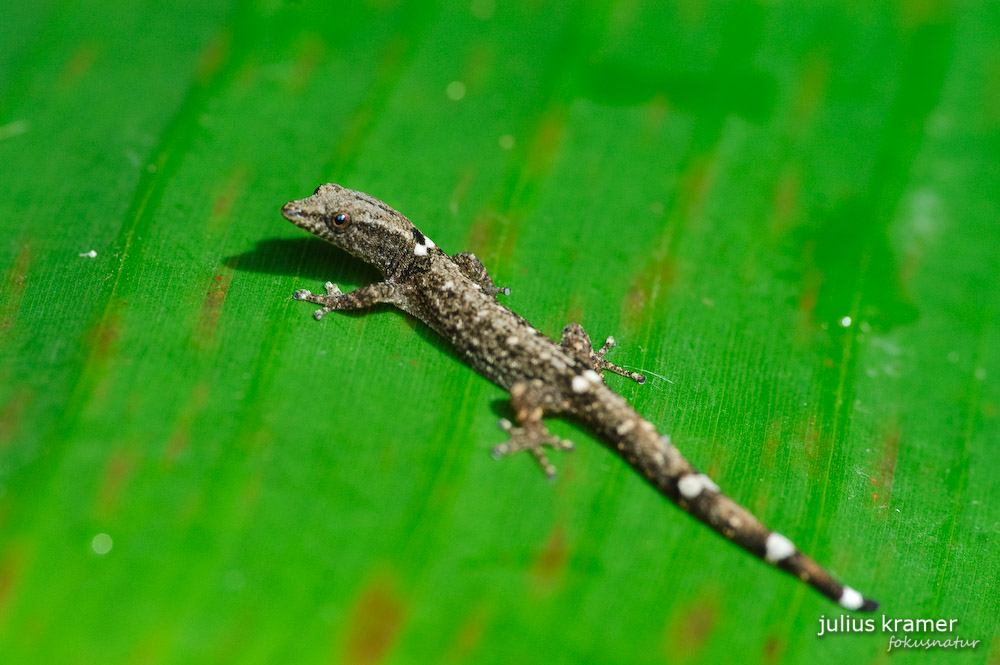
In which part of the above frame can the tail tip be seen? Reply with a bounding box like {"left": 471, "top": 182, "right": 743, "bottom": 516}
{"left": 860, "top": 597, "right": 880, "bottom": 612}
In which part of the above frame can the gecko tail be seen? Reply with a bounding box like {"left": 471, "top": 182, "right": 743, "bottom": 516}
{"left": 761, "top": 530, "right": 880, "bottom": 612}
{"left": 665, "top": 468, "right": 879, "bottom": 612}
{"left": 615, "top": 432, "right": 879, "bottom": 612}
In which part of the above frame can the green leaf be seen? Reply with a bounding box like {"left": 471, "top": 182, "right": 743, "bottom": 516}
{"left": 1, "top": 1, "right": 997, "bottom": 663}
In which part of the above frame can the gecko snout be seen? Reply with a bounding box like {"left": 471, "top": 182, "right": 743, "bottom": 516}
{"left": 281, "top": 203, "right": 303, "bottom": 221}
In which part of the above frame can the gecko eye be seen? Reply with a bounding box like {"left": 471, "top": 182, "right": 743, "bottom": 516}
{"left": 328, "top": 212, "right": 351, "bottom": 230}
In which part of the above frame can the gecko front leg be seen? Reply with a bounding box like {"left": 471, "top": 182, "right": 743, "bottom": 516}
{"left": 560, "top": 323, "right": 646, "bottom": 384}
{"left": 492, "top": 379, "right": 573, "bottom": 480}
{"left": 293, "top": 281, "right": 403, "bottom": 320}
{"left": 451, "top": 252, "right": 510, "bottom": 297}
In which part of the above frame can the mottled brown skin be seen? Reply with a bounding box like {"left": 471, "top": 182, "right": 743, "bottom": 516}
{"left": 282, "top": 183, "right": 878, "bottom": 612}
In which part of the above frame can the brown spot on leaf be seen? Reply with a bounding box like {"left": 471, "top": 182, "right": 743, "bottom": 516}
{"left": 211, "top": 167, "right": 246, "bottom": 218}
{"left": 678, "top": 156, "right": 714, "bottom": 216}
{"left": 796, "top": 412, "right": 833, "bottom": 485}
{"left": 622, "top": 153, "right": 714, "bottom": 330}
{"left": 0, "top": 540, "right": 29, "bottom": 615}
{"left": 342, "top": 576, "right": 407, "bottom": 665}
{"left": 624, "top": 281, "right": 651, "bottom": 325}
{"left": 986, "top": 635, "right": 1000, "bottom": 664}
{"left": 762, "top": 635, "right": 785, "bottom": 664}
{"left": 0, "top": 388, "right": 31, "bottom": 448}
{"left": 791, "top": 50, "right": 830, "bottom": 132}
{"left": 663, "top": 596, "right": 718, "bottom": 660}
{"left": 238, "top": 473, "right": 263, "bottom": 518}
{"left": 443, "top": 607, "right": 489, "bottom": 663}
{"left": 126, "top": 626, "right": 172, "bottom": 665}
{"left": 461, "top": 42, "right": 495, "bottom": 91}
{"left": 196, "top": 270, "right": 233, "bottom": 342}
{"left": 798, "top": 278, "right": 817, "bottom": 318}
{"left": 162, "top": 382, "right": 210, "bottom": 467}
{"left": 465, "top": 209, "right": 500, "bottom": 259}
{"left": 564, "top": 305, "right": 584, "bottom": 329}
{"left": 624, "top": 251, "right": 676, "bottom": 327}
{"left": 874, "top": 421, "right": 900, "bottom": 507}
{"left": 87, "top": 310, "right": 122, "bottom": 359}
{"left": 163, "top": 434, "right": 186, "bottom": 469}
{"left": 0, "top": 243, "right": 30, "bottom": 336}
{"left": 531, "top": 524, "right": 567, "bottom": 589}
{"left": 769, "top": 166, "right": 800, "bottom": 236}
{"left": 96, "top": 449, "right": 137, "bottom": 516}
{"left": 287, "top": 34, "right": 325, "bottom": 93}
{"left": 449, "top": 168, "right": 477, "bottom": 218}
{"left": 57, "top": 43, "right": 99, "bottom": 90}
{"left": 523, "top": 109, "right": 565, "bottom": 179}
{"left": 984, "top": 399, "right": 996, "bottom": 420}
{"left": 195, "top": 29, "right": 232, "bottom": 84}
{"left": 758, "top": 419, "right": 783, "bottom": 472}
{"left": 752, "top": 490, "right": 768, "bottom": 518}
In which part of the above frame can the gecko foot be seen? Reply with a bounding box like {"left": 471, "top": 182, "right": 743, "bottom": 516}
{"left": 292, "top": 282, "right": 344, "bottom": 320}
{"left": 492, "top": 418, "right": 573, "bottom": 481}
{"left": 593, "top": 336, "right": 646, "bottom": 384}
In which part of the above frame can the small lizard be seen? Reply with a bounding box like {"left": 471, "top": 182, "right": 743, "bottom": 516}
{"left": 282, "top": 183, "right": 878, "bottom": 612}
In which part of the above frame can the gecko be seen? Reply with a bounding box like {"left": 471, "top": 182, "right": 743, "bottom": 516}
{"left": 282, "top": 183, "right": 879, "bottom": 612}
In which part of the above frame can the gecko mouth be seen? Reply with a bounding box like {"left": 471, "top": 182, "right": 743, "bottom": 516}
{"left": 281, "top": 202, "right": 305, "bottom": 223}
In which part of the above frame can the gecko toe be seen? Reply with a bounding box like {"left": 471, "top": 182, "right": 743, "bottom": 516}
{"left": 293, "top": 289, "right": 312, "bottom": 300}
{"left": 492, "top": 425, "right": 573, "bottom": 480}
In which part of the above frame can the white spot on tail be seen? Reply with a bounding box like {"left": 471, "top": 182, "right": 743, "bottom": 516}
{"left": 572, "top": 375, "right": 590, "bottom": 393}
{"left": 414, "top": 244, "right": 428, "bottom": 256}
{"left": 765, "top": 533, "right": 796, "bottom": 562}
{"left": 506, "top": 335, "right": 520, "bottom": 346}
{"left": 424, "top": 236, "right": 436, "bottom": 248}
{"left": 839, "top": 586, "right": 864, "bottom": 610}
{"left": 677, "top": 474, "right": 719, "bottom": 499}
{"left": 583, "top": 369, "right": 602, "bottom": 385}
{"left": 616, "top": 420, "right": 635, "bottom": 435}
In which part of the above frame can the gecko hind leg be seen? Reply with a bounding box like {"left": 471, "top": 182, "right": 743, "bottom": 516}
{"left": 492, "top": 380, "right": 572, "bottom": 481}
{"left": 560, "top": 323, "right": 646, "bottom": 384}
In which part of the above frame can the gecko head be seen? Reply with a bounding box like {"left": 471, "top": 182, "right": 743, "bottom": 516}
{"left": 282, "top": 183, "right": 431, "bottom": 275}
